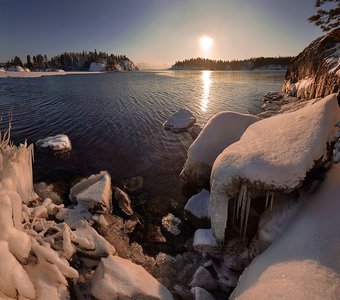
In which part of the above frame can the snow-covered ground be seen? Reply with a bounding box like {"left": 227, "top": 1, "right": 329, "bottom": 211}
{"left": 211, "top": 93, "right": 340, "bottom": 242}
{"left": 0, "top": 71, "right": 100, "bottom": 78}
{"left": 232, "top": 164, "right": 340, "bottom": 299}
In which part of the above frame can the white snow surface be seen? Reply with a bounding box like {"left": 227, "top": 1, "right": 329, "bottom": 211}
{"left": 69, "top": 171, "right": 112, "bottom": 213}
{"left": 89, "top": 62, "right": 106, "bottom": 72}
{"left": 184, "top": 189, "right": 211, "bottom": 219}
{"left": 36, "top": 134, "right": 71, "bottom": 152}
{"left": 232, "top": 164, "right": 340, "bottom": 300}
{"left": 211, "top": 94, "right": 340, "bottom": 242}
{"left": 7, "top": 65, "right": 25, "bottom": 72}
{"left": 91, "top": 255, "right": 173, "bottom": 300}
{"left": 163, "top": 108, "right": 196, "bottom": 132}
{"left": 181, "top": 112, "right": 259, "bottom": 184}
{"left": 193, "top": 229, "right": 218, "bottom": 248}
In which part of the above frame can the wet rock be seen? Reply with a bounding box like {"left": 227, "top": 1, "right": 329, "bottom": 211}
{"left": 162, "top": 213, "right": 181, "bottom": 235}
{"left": 34, "top": 182, "right": 62, "bottom": 205}
{"left": 190, "top": 266, "right": 217, "bottom": 291}
{"left": 114, "top": 187, "right": 133, "bottom": 216}
{"left": 123, "top": 176, "right": 143, "bottom": 194}
{"left": 147, "top": 224, "right": 167, "bottom": 243}
{"left": 69, "top": 171, "right": 112, "bottom": 213}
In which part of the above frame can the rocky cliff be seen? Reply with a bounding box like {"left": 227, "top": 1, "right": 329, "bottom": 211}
{"left": 283, "top": 29, "right": 339, "bottom": 99}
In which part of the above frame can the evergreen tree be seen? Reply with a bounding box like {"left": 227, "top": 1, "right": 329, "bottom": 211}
{"left": 308, "top": 0, "right": 340, "bottom": 32}
{"left": 13, "top": 56, "right": 22, "bottom": 67}
{"left": 26, "top": 55, "right": 33, "bottom": 69}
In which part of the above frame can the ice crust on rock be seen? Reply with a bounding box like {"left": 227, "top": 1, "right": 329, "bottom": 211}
{"left": 231, "top": 164, "right": 340, "bottom": 300}
{"left": 36, "top": 134, "right": 72, "bottom": 152}
{"left": 91, "top": 255, "right": 173, "bottom": 300}
{"left": 211, "top": 94, "right": 340, "bottom": 243}
{"left": 181, "top": 112, "right": 259, "bottom": 184}
{"left": 163, "top": 108, "right": 196, "bottom": 133}
{"left": 70, "top": 171, "right": 112, "bottom": 213}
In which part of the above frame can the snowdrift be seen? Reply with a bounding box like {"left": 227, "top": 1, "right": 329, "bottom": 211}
{"left": 181, "top": 112, "right": 259, "bottom": 185}
{"left": 210, "top": 94, "right": 340, "bottom": 243}
{"left": 231, "top": 164, "right": 340, "bottom": 299}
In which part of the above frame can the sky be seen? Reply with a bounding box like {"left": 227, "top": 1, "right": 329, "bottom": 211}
{"left": 0, "top": 0, "right": 323, "bottom": 68}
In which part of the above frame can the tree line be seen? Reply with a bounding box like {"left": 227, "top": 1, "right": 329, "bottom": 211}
{"left": 4, "top": 50, "right": 136, "bottom": 71}
{"left": 171, "top": 56, "right": 295, "bottom": 70}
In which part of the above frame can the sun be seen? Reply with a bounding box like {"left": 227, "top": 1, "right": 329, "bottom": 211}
{"left": 199, "top": 36, "right": 213, "bottom": 51}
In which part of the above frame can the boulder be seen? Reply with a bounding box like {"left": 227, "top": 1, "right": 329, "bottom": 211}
{"left": 36, "top": 134, "right": 72, "bottom": 153}
{"left": 163, "top": 108, "right": 196, "bottom": 133}
{"left": 91, "top": 255, "right": 173, "bottom": 300}
{"left": 114, "top": 187, "right": 133, "bottom": 216}
{"left": 69, "top": 171, "right": 112, "bottom": 213}
{"left": 184, "top": 189, "right": 211, "bottom": 228}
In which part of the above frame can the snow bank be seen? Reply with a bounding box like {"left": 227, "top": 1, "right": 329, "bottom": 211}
{"left": 89, "top": 62, "right": 106, "bottom": 72}
{"left": 231, "top": 164, "right": 340, "bottom": 300}
{"left": 7, "top": 66, "right": 25, "bottom": 72}
{"left": 91, "top": 255, "right": 173, "bottom": 300}
{"left": 36, "top": 134, "right": 71, "bottom": 153}
{"left": 181, "top": 112, "right": 259, "bottom": 184}
{"left": 0, "top": 67, "right": 5, "bottom": 72}
{"left": 163, "top": 108, "right": 196, "bottom": 133}
{"left": 211, "top": 94, "right": 340, "bottom": 243}
{"left": 69, "top": 171, "right": 112, "bottom": 213}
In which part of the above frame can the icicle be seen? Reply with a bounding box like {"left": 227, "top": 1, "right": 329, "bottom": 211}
{"left": 243, "top": 196, "right": 252, "bottom": 238}
{"left": 270, "top": 192, "right": 275, "bottom": 211}
{"left": 265, "top": 190, "right": 270, "bottom": 208}
{"left": 232, "top": 197, "right": 237, "bottom": 223}
{"left": 239, "top": 186, "right": 247, "bottom": 234}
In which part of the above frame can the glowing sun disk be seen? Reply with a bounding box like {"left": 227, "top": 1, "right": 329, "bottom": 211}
{"left": 200, "top": 36, "right": 213, "bottom": 51}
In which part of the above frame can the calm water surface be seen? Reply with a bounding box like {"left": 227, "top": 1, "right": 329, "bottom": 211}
{"left": 0, "top": 70, "right": 285, "bottom": 201}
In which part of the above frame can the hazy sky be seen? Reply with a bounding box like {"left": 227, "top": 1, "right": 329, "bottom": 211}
{"left": 0, "top": 0, "right": 323, "bottom": 68}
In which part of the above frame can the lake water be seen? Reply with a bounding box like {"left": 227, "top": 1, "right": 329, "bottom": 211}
{"left": 0, "top": 70, "right": 285, "bottom": 202}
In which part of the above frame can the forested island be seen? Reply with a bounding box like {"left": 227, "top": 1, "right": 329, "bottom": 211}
{"left": 2, "top": 50, "right": 138, "bottom": 71}
{"left": 171, "top": 56, "right": 294, "bottom": 70}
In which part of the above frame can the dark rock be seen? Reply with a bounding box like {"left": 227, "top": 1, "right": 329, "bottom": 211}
{"left": 123, "top": 176, "right": 143, "bottom": 194}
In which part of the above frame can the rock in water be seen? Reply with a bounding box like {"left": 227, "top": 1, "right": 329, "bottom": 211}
{"left": 36, "top": 134, "right": 72, "bottom": 153}
{"left": 163, "top": 108, "right": 196, "bottom": 133}
{"left": 123, "top": 176, "right": 143, "bottom": 193}
{"left": 114, "top": 187, "right": 133, "bottom": 216}
{"left": 69, "top": 171, "right": 112, "bottom": 213}
{"left": 184, "top": 189, "right": 211, "bottom": 228}
{"left": 181, "top": 112, "right": 259, "bottom": 186}
{"left": 91, "top": 255, "right": 173, "bottom": 300}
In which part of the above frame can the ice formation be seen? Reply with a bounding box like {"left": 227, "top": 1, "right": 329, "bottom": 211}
{"left": 36, "top": 134, "right": 72, "bottom": 153}
{"left": 231, "top": 164, "right": 340, "bottom": 299}
{"left": 181, "top": 112, "right": 259, "bottom": 184}
{"left": 69, "top": 171, "right": 112, "bottom": 213}
{"left": 211, "top": 94, "right": 340, "bottom": 243}
{"left": 163, "top": 108, "right": 196, "bottom": 133}
{"left": 91, "top": 255, "right": 173, "bottom": 300}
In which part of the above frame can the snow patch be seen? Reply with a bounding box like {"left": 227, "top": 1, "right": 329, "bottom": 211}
{"left": 163, "top": 108, "right": 196, "bottom": 133}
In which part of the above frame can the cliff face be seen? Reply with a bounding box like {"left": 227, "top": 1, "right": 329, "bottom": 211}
{"left": 283, "top": 29, "right": 340, "bottom": 99}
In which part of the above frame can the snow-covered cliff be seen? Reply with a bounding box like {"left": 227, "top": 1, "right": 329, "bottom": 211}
{"left": 283, "top": 29, "right": 339, "bottom": 99}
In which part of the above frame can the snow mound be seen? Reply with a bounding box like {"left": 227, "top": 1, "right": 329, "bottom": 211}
{"left": 89, "top": 62, "right": 106, "bottom": 72}
{"left": 69, "top": 171, "right": 112, "bottom": 213}
{"left": 181, "top": 112, "right": 259, "bottom": 184}
{"left": 36, "top": 134, "right": 71, "bottom": 152}
{"left": 91, "top": 255, "right": 173, "bottom": 300}
{"left": 7, "top": 66, "right": 25, "bottom": 72}
{"left": 231, "top": 164, "right": 340, "bottom": 300}
{"left": 193, "top": 229, "right": 218, "bottom": 249}
{"left": 184, "top": 189, "right": 211, "bottom": 227}
{"left": 0, "top": 67, "right": 5, "bottom": 72}
{"left": 211, "top": 94, "right": 340, "bottom": 243}
{"left": 163, "top": 108, "right": 196, "bottom": 133}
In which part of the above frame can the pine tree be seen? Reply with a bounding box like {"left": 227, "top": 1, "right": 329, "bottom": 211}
{"left": 308, "top": 0, "right": 340, "bottom": 32}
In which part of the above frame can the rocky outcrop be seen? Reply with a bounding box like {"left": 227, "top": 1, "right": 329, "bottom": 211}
{"left": 283, "top": 29, "right": 339, "bottom": 99}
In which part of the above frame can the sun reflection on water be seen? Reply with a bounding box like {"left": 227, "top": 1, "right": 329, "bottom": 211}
{"left": 201, "top": 70, "right": 211, "bottom": 112}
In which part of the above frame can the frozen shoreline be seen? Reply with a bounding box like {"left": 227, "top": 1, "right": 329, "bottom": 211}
{"left": 0, "top": 71, "right": 103, "bottom": 78}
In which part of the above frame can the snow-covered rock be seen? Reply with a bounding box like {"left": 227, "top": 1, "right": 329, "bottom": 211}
{"left": 162, "top": 213, "right": 181, "bottom": 235}
{"left": 89, "top": 62, "right": 106, "bottom": 72}
{"left": 70, "top": 171, "right": 112, "bottom": 213}
{"left": 231, "top": 164, "right": 340, "bottom": 300}
{"left": 190, "top": 266, "right": 217, "bottom": 291}
{"left": 283, "top": 29, "right": 339, "bottom": 100}
{"left": 36, "top": 134, "right": 72, "bottom": 153}
{"left": 184, "top": 189, "right": 211, "bottom": 228}
{"left": 193, "top": 228, "right": 218, "bottom": 256}
{"left": 91, "top": 255, "right": 173, "bottom": 300}
{"left": 56, "top": 203, "right": 92, "bottom": 229}
{"left": 34, "top": 182, "right": 62, "bottom": 204}
{"left": 7, "top": 65, "right": 25, "bottom": 72}
{"left": 181, "top": 112, "right": 259, "bottom": 185}
{"left": 211, "top": 94, "right": 340, "bottom": 243}
{"left": 163, "top": 108, "right": 196, "bottom": 133}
